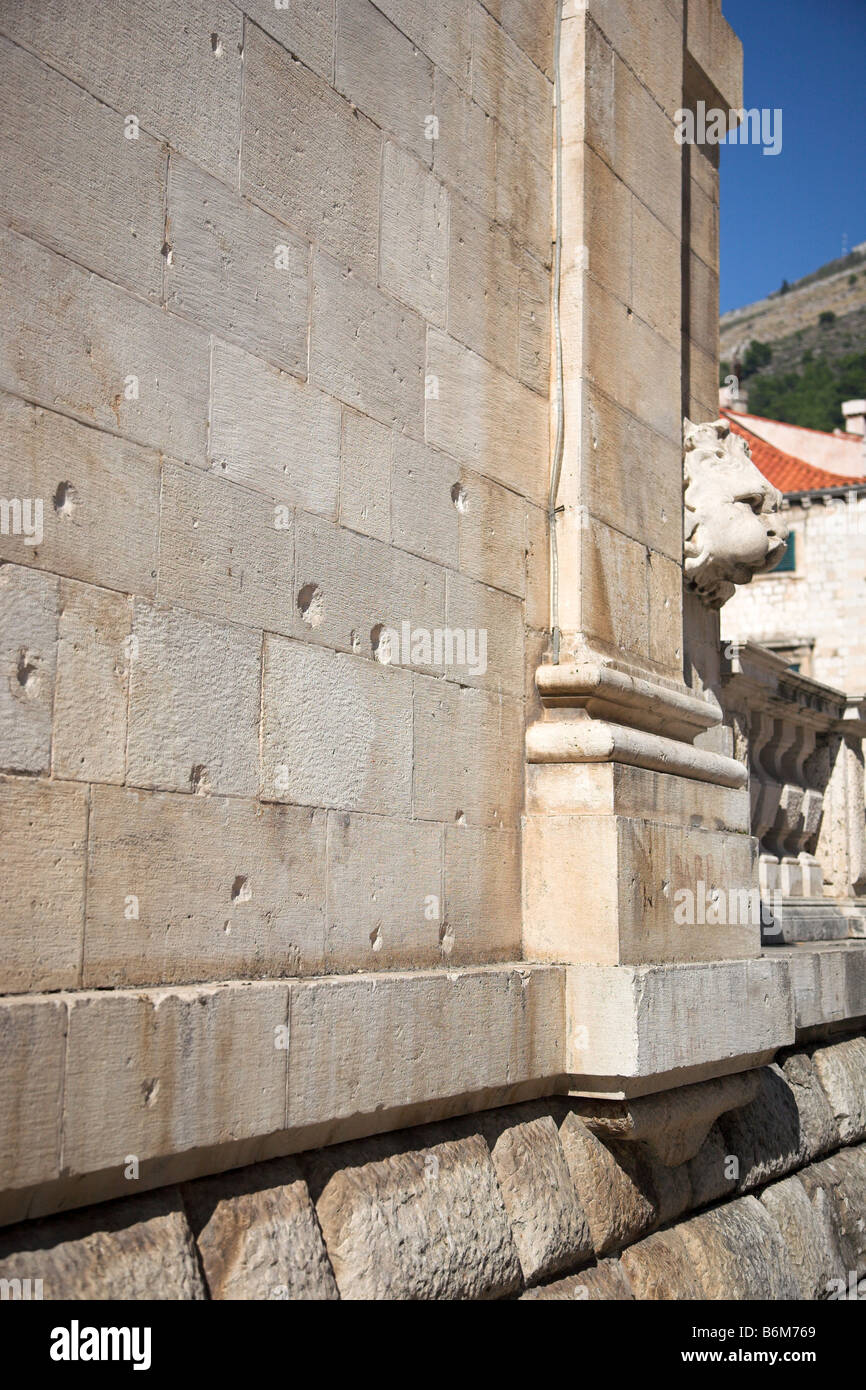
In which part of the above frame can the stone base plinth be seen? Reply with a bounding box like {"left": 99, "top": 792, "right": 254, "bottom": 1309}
{"left": 524, "top": 761, "right": 759, "bottom": 965}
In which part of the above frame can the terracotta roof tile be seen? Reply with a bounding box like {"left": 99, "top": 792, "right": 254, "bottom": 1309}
{"left": 721, "top": 411, "right": 866, "bottom": 494}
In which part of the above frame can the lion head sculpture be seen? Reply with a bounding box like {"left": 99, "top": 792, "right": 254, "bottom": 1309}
{"left": 683, "top": 417, "right": 789, "bottom": 609}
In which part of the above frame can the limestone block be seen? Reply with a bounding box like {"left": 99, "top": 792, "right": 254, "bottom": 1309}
{"left": 448, "top": 196, "right": 520, "bottom": 376}
{"left": 53, "top": 580, "right": 131, "bottom": 784}
{"left": 526, "top": 762, "right": 750, "bottom": 833}
{"left": 83, "top": 786, "right": 326, "bottom": 987}
{"left": 584, "top": 279, "right": 681, "bottom": 445}
{"left": 648, "top": 549, "right": 685, "bottom": 671}
{"left": 686, "top": 0, "right": 744, "bottom": 112}
{"left": 716, "top": 1065, "right": 805, "bottom": 1192}
{"left": 340, "top": 408, "right": 392, "bottom": 543}
{"left": 209, "top": 341, "right": 341, "bottom": 518}
{"left": 498, "top": 0, "right": 556, "bottom": 77}
{"left": 433, "top": 71, "right": 497, "bottom": 221}
{"left": 0, "top": 230, "right": 209, "bottom": 465}
{"left": 632, "top": 201, "right": 681, "bottom": 353}
{"left": 380, "top": 143, "right": 449, "bottom": 326}
{"left": 582, "top": 384, "right": 683, "bottom": 564}
{"left": 524, "top": 504, "right": 550, "bottom": 631}
{"left": 521, "top": 1260, "right": 633, "bottom": 1300}
{"left": 676, "top": 1196, "right": 801, "bottom": 1300}
{"left": 412, "top": 676, "right": 523, "bottom": 827}
{"left": 780, "top": 942, "right": 863, "bottom": 1030}
{"left": 184, "top": 1158, "right": 338, "bottom": 1300}
{"left": 165, "top": 155, "right": 308, "bottom": 378}
{"left": 576, "top": 143, "right": 633, "bottom": 310}
{"left": 443, "top": 825, "right": 521, "bottom": 962}
{"left": 468, "top": 1104, "right": 591, "bottom": 1284}
{"left": 286, "top": 965, "right": 564, "bottom": 1133}
{"left": 426, "top": 328, "right": 549, "bottom": 503}
{"left": 471, "top": 2, "right": 551, "bottom": 154}
{"left": 778, "top": 1051, "right": 838, "bottom": 1161}
{"left": 558, "top": 1113, "right": 656, "bottom": 1255}
{"left": 525, "top": 810, "right": 759, "bottom": 966}
{"left": 158, "top": 464, "right": 296, "bottom": 636}
{"left": 0, "top": 778, "right": 86, "bottom": 992}
{"left": 811, "top": 1036, "right": 866, "bottom": 1144}
{"left": 612, "top": 54, "right": 680, "bottom": 238}
{"left": 687, "top": 343, "right": 720, "bottom": 427}
{"left": 260, "top": 636, "right": 413, "bottom": 813}
{"left": 374, "top": 0, "right": 472, "bottom": 88}
{"left": 494, "top": 121, "right": 552, "bottom": 259}
{"left": 564, "top": 958, "right": 793, "bottom": 1084}
{"left": 238, "top": 0, "right": 335, "bottom": 83}
{"left": 579, "top": 517, "right": 650, "bottom": 659}
{"left": 336, "top": 0, "right": 434, "bottom": 165}
{"left": 444, "top": 570, "right": 524, "bottom": 698}
{"left": 0, "top": 36, "right": 164, "bottom": 298}
{"left": 308, "top": 1132, "right": 522, "bottom": 1299}
{"left": 620, "top": 1228, "right": 706, "bottom": 1300}
{"left": 0, "top": 994, "right": 66, "bottom": 1194}
{"left": 311, "top": 252, "right": 425, "bottom": 435}
{"left": 687, "top": 1122, "right": 740, "bottom": 1208}
{"left": 689, "top": 251, "right": 720, "bottom": 363}
{"left": 456, "top": 469, "right": 528, "bottom": 599}
{"left": 0, "top": 1189, "right": 204, "bottom": 1300}
{"left": 64, "top": 983, "right": 289, "bottom": 1175}
{"left": 242, "top": 24, "right": 380, "bottom": 274}
{"left": 0, "top": 565, "right": 57, "bottom": 774}
{"left": 325, "top": 811, "right": 443, "bottom": 970}
{"left": 650, "top": 1152, "right": 694, "bottom": 1225}
{"left": 2, "top": 0, "right": 243, "bottom": 184}
{"left": 760, "top": 1176, "right": 846, "bottom": 1301}
{"left": 126, "top": 602, "right": 261, "bottom": 796}
{"left": 0, "top": 394, "right": 161, "bottom": 594}
{"left": 690, "top": 178, "right": 720, "bottom": 279}
{"left": 391, "top": 435, "right": 458, "bottom": 568}
{"left": 799, "top": 1148, "right": 866, "bottom": 1282}
{"left": 297, "top": 505, "right": 447, "bottom": 672}
{"left": 845, "top": 943, "right": 866, "bottom": 1016}
{"left": 584, "top": 0, "right": 682, "bottom": 118}
{"left": 519, "top": 249, "right": 551, "bottom": 394}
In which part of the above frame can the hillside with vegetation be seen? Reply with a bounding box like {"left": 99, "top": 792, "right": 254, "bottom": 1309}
{"left": 720, "top": 244, "right": 866, "bottom": 431}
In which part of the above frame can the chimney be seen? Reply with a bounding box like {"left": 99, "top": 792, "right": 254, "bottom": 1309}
{"left": 842, "top": 400, "right": 866, "bottom": 437}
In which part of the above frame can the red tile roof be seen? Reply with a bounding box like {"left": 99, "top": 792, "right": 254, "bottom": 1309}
{"left": 722, "top": 411, "right": 866, "bottom": 494}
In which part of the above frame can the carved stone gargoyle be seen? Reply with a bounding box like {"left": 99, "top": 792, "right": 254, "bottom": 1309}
{"left": 683, "top": 417, "right": 789, "bottom": 609}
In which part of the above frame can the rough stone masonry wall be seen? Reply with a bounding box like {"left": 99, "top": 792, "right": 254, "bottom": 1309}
{"left": 1, "top": 1030, "right": 865, "bottom": 1299}
{"left": 0, "top": 0, "right": 556, "bottom": 1206}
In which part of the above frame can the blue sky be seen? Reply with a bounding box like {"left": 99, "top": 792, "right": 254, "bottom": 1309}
{"left": 720, "top": 0, "right": 866, "bottom": 313}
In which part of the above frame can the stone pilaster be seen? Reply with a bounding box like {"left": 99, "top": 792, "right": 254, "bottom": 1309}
{"left": 523, "top": 0, "right": 793, "bottom": 1095}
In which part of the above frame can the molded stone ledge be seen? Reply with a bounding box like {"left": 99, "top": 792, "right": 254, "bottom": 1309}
{"left": 526, "top": 719, "right": 748, "bottom": 788}
{"left": 535, "top": 658, "right": 722, "bottom": 741}
{"left": 564, "top": 958, "right": 795, "bottom": 1098}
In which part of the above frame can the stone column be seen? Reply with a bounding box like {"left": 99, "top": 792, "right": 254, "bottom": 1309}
{"left": 522, "top": 0, "right": 794, "bottom": 1095}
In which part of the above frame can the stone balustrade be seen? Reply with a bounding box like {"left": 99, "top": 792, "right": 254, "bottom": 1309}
{"left": 720, "top": 640, "right": 866, "bottom": 940}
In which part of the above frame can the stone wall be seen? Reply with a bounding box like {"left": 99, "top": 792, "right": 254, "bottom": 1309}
{"left": 5, "top": 0, "right": 865, "bottom": 1304}
{"left": 0, "top": 0, "right": 559, "bottom": 1216}
{"left": 0, "top": 0, "right": 555, "bottom": 980}
{"left": 723, "top": 492, "right": 866, "bottom": 694}
{"left": 2, "top": 1030, "right": 864, "bottom": 1299}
